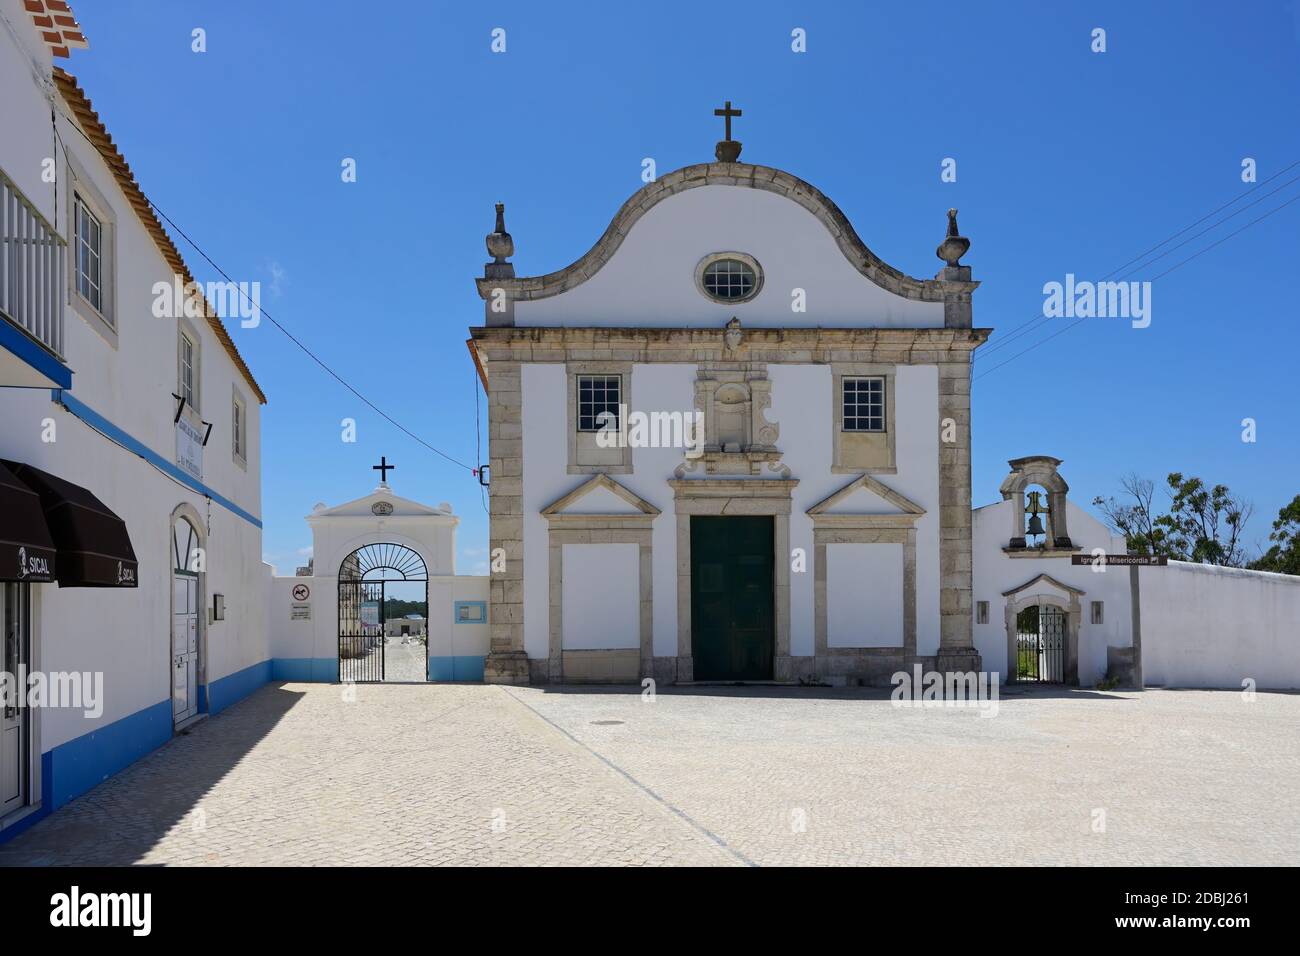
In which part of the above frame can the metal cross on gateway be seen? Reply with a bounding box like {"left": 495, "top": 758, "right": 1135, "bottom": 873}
{"left": 714, "top": 100, "right": 742, "bottom": 141}
{"left": 372, "top": 456, "right": 395, "bottom": 482}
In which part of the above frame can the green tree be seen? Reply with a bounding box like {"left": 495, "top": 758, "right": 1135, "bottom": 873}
{"left": 1093, "top": 472, "right": 1253, "bottom": 567}
{"left": 1155, "top": 473, "right": 1252, "bottom": 567}
{"left": 1251, "top": 495, "right": 1300, "bottom": 575}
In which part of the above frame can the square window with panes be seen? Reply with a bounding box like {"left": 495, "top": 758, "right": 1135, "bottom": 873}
{"left": 577, "top": 374, "right": 621, "bottom": 431}
{"left": 842, "top": 376, "right": 885, "bottom": 432}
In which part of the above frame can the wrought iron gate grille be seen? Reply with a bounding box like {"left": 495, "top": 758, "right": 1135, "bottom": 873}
{"left": 338, "top": 579, "right": 385, "bottom": 682}
{"left": 337, "top": 543, "right": 429, "bottom": 683}
{"left": 1016, "top": 605, "right": 1065, "bottom": 683}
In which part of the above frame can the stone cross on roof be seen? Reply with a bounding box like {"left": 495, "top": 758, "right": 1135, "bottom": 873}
{"left": 713, "top": 100, "right": 743, "bottom": 162}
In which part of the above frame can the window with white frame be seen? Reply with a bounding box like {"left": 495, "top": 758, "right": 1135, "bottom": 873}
{"left": 842, "top": 376, "right": 885, "bottom": 432}
{"left": 1091, "top": 601, "right": 1104, "bottom": 625}
{"left": 179, "top": 330, "right": 197, "bottom": 412}
{"left": 232, "top": 393, "right": 246, "bottom": 462}
{"left": 74, "top": 194, "right": 103, "bottom": 314}
{"left": 577, "top": 374, "right": 621, "bottom": 432}
{"left": 976, "top": 601, "right": 989, "bottom": 625}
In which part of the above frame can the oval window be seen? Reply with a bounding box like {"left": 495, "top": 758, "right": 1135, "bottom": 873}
{"left": 697, "top": 254, "right": 762, "bottom": 303}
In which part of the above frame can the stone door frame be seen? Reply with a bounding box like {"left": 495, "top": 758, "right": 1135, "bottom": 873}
{"left": 1002, "top": 574, "right": 1083, "bottom": 685}
{"left": 669, "top": 478, "right": 796, "bottom": 682}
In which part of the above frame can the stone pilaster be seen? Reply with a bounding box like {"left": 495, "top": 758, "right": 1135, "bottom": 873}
{"left": 938, "top": 265, "right": 976, "bottom": 329}
{"left": 936, "top": 359, "right": 980, "bottom": 674}
{"left": 484, "top": 359, "right": 529, "bottom": 684}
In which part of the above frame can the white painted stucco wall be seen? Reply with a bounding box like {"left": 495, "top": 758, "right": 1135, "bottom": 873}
{"left": 561, "top": 543, "right": 640, "bottom": 650}
{"left": 827, "top": 543, "right": 904, "bottom": 647}
{"left": 1140, "top": 562, "right": 1300, "bottom": 689}
{"left": 512, "top": 185, "right": 943, "bottom": 329}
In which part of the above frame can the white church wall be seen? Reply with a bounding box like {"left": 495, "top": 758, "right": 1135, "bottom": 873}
{"left": 1140, "top": 563, "right": 1300, "bottom": 690}
{"left": 767, "top": 364, "right": 940, "bottom": 658}
{"left": 520, "top": 358, "right": 944, "bottom": 673}
{"left": 561, "top": 544, "right": 640, "bottom": 650}
{"left": 521, "top": 362, "right": 694, "bottom": 662}
{"left": 513, "top": 186, "right": 944, "bottom": 329}
{"left": 827, "top": 544, "right": 904, "bottom": 646}
{"left": 972, "top": 499, "right": 1133, "bottom": 685}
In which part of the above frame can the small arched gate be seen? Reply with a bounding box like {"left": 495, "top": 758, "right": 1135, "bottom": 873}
{"left": 1015, "top": 604, "right": 1066, "bottom": 683}
{"left": 337, "top": 543, "right": 428, "bottom": 682}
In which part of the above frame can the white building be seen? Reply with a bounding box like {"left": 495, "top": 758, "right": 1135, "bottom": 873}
{"left": 467, "top": 120, "right": 1298, "bottom": 691}
{"left": 0, "top": 1, "right": 268, "bottom": 838}
{"left": 469, "top": 127, "right": 994, "bottom": 686}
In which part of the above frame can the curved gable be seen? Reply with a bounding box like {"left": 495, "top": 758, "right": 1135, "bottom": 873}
{"left": 479, "top": 163, "right": 966, "bottom": 329}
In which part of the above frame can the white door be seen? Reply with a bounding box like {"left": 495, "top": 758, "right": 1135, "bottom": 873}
{"left": 172, "top": 575, "right": 199, "bottom": 723}
{"left": 1, "top": 584, "right": 29, "bottom": 815}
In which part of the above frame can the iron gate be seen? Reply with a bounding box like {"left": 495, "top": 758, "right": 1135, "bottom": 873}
{"left": 1015, "top": 605, "right": 1065, "bottom": 683}
{"left": 338, "top": 579, "right": 385, "bottom": 681}
{"left": 337, "top": 543, "right": 429, "bottom": 683}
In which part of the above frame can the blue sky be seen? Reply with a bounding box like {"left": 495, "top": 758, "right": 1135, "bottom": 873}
{"left": 65, "top": 1, "right": 1300, "bottom": 572}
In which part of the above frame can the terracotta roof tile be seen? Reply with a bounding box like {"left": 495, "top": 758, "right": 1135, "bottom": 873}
{"left": 24, "top": 0, "right": 87, "bottom": 58}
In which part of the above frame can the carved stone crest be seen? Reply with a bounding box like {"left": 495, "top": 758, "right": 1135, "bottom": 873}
{"left": 689, "top": 359, "right": 784, "bottom": 475}
{"left": 723, "top": 317, "right": 743, "bottom": 352}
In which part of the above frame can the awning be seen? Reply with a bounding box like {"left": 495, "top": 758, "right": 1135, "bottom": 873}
{"left": 0, "top": 462, "right": 56, "bottom": 583}
{"left": 1, "top": 460, "right": 138, "bottom": 588}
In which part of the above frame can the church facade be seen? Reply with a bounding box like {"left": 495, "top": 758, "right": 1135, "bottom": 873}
{"left": 463, "top": 124, "right": 1300, "bottom": 693}
{"left": 470, "top": 128, "right": 1013, "bottom": 687}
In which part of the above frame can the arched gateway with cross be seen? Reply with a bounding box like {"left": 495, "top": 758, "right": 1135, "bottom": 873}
{"left": 265, "top": 460, "right": 490, "bottom": 682}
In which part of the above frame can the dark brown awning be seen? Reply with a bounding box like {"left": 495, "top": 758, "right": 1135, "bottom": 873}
{"left": 0, "top": 462, "right": 56, "bottom": 583}
{"left": 1, "top": 460, "right": 138, "bottom": 588}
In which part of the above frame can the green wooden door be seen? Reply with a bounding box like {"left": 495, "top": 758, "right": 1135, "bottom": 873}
{"left": 690, "top": 516, "right": 774, "bottom": 680}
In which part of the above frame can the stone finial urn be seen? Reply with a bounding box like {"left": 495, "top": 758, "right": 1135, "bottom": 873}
{"left": 936, "top": 208, "right": 970, "bottom": 267}
{"left": 486, "top": 202, "right": 513, "bottom": 262}
{"left": 715, "top": 140, "right": 742, "bottom": 162}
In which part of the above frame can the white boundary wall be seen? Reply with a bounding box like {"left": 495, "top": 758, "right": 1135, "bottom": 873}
{"left": 1141, "top": 562, "right": 1300, "bottom": 690}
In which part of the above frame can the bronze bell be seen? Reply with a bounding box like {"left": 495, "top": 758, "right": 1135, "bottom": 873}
{"left": 1025, "top": 490, "right": 1048, "bottom": 538}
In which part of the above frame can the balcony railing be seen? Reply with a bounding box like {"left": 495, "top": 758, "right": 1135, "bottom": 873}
{"left": 1, "top": 169, "right": 66, "bottom": 358}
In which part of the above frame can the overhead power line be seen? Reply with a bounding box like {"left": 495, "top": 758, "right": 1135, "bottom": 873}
{"left": 51, "top": 100, "right": 475, "bottom": 473}
{"left": 976, "top": 158, "right": 1300, "bottom": 365}
{"left": 974, "top": 189, "right": 1300, "bottom": 381}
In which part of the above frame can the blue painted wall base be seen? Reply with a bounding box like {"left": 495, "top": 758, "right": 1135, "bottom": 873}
{"left": 429, "top": 655, "right": 487, "bottom": 681}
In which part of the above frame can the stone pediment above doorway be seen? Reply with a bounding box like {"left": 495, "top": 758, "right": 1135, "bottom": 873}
{"left": 807, "top": 474, "right": 925, "bottom": 526}
{"left": 541, "top": 474, "right": 661, "bottom": 522}
{"left": 1001, "top": 572, "right": 1085, "bottom": 600}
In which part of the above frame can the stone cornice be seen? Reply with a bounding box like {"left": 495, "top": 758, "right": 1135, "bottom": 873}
{"left": 475, "top": 162, "right": 979, "bottom": 304}
{"left": 470, "top": 326, "right": 991, "bottom": 366}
